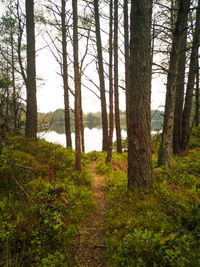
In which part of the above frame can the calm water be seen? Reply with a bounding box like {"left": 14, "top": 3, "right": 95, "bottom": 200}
{"left": 38, "top": 128, "right": 127, "bottom": 153}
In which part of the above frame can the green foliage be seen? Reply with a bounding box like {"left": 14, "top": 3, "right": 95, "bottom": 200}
{"left": 0, "top": 135, "right": 94, "bottom": 266}
{"left": 104, "top": 149, "right": 200, "bottom": 266}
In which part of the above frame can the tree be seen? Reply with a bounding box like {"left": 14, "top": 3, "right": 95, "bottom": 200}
{"left": 61, "top": 0, "right": 72, "bottom": 148}
{"left": 124, "top": 0, "right": 129, "bottom": 135}
{"left": 158, "top": 0, "right": 190, "bottom": 166}
{"left": 114, "top": 0, "right": 122, "bottom": 153}
{"left": 25, "top": 0, "right": 37, "bottom": 138}
{"left": 93, "top": 0, "right": 108, "bottom": 151}
{"left": 173, "top": 19, "right": 187, "bottom": 154}
{"left": 72, "top": 0, "right": 82, "bottom": 172}
{"left": 106, "top": 0, "right": 114, "bottom": 163}
{"left": 181, "top": 0, "right": 200, "bottom": 151}
{"left": 128, "top": 0, "right": 152, "bottom": 190}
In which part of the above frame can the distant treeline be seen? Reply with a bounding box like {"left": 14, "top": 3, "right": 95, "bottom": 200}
{"left": 38, "top": 109, "right": 163, "bottom": 131}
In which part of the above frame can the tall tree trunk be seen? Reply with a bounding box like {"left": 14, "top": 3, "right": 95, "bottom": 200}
{"left": 11, "top": 26, "right": 17, "bottom": 130}
{"left": 114, "top": 0, "right": 122, "bottom": 154}
{"left": 158, "top": 0, "right": 190, "bottom": 166}
{"left": 106, "top": 0, "right": 114, "bottom": 163}
{"left": 124, "top": 0, "right": 129, "bottom": 134}
{"left": 173, "top": 28, "right": 187, "bottom": 154}
{"left": 195, "top": 60, "right": 199, "bottom": 127}
{"left": 93, "top": 0, "right": 108, "bottom": 151}
{"left": 128, "top": 0, "right": 152, "bottom": 190}
{"left": 72, "top": 0, "right": 81, "bottom": 172}
{"left": 25, "top": 0, "right": 37, "bottom": 138}
{"left": 181, "top": 0, "right": 200, "bottom": 151}
{"left": 61, "top": 0, "right": 72, "bottom": 148}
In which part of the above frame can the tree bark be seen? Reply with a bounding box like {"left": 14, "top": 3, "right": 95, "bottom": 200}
{"left": 93, "top": 0, "right": 108, "bottom": 151}
{"left": 128, "top": 0, "right": 152, "bottom": 190}
{"left": 195, "top": 60, "right": 199, "bottom": 127}
{"left": 158, "top": 0, "right": 190, "bottom": 166}
{"left": 25, "top": 0, "right": 37, "bottom": 138}
{"left": 106, "top": 0, "right": 114, "bottom": 164}
{"left": 124, "top": 0, "right": 129, "bottom": 134}
{"left": 61, "top": 0, "right": 72, "bottom": 148}
{"left": 72, "top": 0, "right": 82, "bottom": 172}
{"left": 173, "top": 28, "right": 187, "bottom": 154}
{"left": 181, "top": 0, "right": 200, "bottom": 151}
{"left": 114, "top": 0, "right": 122, "bottom": 154}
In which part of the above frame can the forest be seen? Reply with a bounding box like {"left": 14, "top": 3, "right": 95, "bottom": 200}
{"left": 0, "top": 0, "right": 200, "bottom": 266}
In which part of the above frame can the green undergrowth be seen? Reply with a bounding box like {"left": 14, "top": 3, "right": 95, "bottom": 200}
{"left": 93, "top": 144, "right": 200, "bottom": 266}
{"left": 0, "top": 135, "right": 94, "bottom": 266}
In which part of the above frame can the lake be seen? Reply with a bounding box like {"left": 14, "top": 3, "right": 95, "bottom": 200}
{"left": 38, "top": 127, "right": 127, "bottom": 153}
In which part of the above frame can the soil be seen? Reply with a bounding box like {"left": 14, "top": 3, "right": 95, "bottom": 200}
{"left": 73, "top": 162, "right": 108, "bottom": 266}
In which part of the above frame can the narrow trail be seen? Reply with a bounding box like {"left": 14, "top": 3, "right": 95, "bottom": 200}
{"left": 73, "top": 162, "right": 108, "bottom": 266}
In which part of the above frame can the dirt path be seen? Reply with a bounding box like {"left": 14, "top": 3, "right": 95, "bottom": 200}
{"left": 73, "top": 162, "right": 108, "bottom": 266}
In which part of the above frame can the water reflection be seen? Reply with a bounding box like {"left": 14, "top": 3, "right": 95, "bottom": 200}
{"left": 38, "top": 127, "right": 127, "bottom": 153}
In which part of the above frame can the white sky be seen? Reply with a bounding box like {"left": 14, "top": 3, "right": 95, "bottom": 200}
{"left": 36, "top": 40, "right": 166, "bottom": 114}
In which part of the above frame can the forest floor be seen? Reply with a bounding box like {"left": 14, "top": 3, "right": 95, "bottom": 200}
{"left": 73, "top": 162, "right": 108, "bottom": 266}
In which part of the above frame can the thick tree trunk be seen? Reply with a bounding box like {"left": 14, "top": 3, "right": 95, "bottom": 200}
{"left": 114, "top": 0, "right": 122, "bottom": 154}
{"left": 106, "top": 0, "right": 114, "bottom": 164}
{"left": 128, "top": 0, "right": 152, "bottom": 190}
{"left": 173, "top": 29, "right": 187, "bottom": 154}
{"left": 124, "top": 0, "right": 129, "bottom": 134}
{"left": 158, "top": 0, "right": 190, "bottom": 166}
{"left": 25, "top": 0, "right": 37, "bottom": 138}
{"left": 195, "top": 61, "right": 199, "bottom": 127}
{"left": 72, "top": 0, "right": 82, "bottom": 172}
{"left": 93, "top": 0, "right": 108, "bottom": 151}
{"left": 181, "top": 0, "right": 200, "bottom": 151}
{"left": 61, "top": 0, "right": 72, "bottom": 148}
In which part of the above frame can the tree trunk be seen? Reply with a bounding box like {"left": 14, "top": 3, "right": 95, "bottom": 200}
{"left": 158, "top": 0, "right": 190, "bottom": 166}
{"left": 61, "top": 0, "right": 72, "bottom": 148}
{"left": 181, "top": 0, "right": 200, "bottom": 151}
{"left": 124, "top": 0, "right": 129, "bottom": 134}
{"left": 93, "top": 0, "right": 108, "bottom": 151}
{"left": 173, "top": 28, "right": 187, "bottom": 154}
{"left": 195, "top": 60, "right": 199, "bottom": 127}
{"left": 106, "top": 0, "right": 114, "bottom": 164}
{"left": 114, "top": 0, "right": 122, "bottom": 154}
{"left": 128, "top": 0, "right": 152, "bottom": 190}
{"left": 25, "top": 0, "right": 37, "bottom": 138}
{"left": 72, "top": 0, "right": 82, "bottom": 172}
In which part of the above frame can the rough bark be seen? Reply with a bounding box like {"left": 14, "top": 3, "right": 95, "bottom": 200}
{"left": 173, "top": 29, "right": 187, "bottom": 154}
{"left": 106, "top": 0, "right": 114, "bottom": 164}
{"left": 25, "top": 0, "right": 37, "bottom": 138}
{"left": 158, "top": 0, "right": 190, "bottom": 166}
{"left": 93, "top": 0, "right": 108, "bottom": 151}
{"left": 114, "top": 0, "right": 122, "bottom": 154}
{"left": 128, "top": 0, "right": 152, "bottom": 190}
{"left": 61, "top": 0, "right": 72, "bottom": 148}
{"left": 181, "top": 0, "right": 200, "bottom": 151}
{"left": 72, "top": 0, "right": 81, "bottom": 172}
{"left": 124, "top": 0, "right": 129, "bottom": 134}
{"left": 195, "top": 60, "right": 199, "bottom": 127}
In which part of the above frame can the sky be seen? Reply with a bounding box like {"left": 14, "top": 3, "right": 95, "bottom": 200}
{"left": 34, "top": 0, "right": 167, "bottom": 115}
{"left": 36, "top": 40, "right": 166, "bottom": 114}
